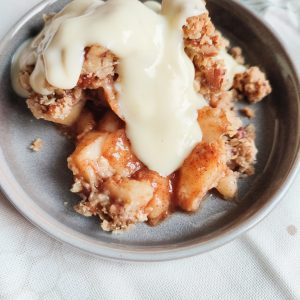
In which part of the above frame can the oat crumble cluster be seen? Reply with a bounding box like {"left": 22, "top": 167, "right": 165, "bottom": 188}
{"left": 30, "top": 138, "right": 43, "bottom": 152}
{"left": 19, "top": 13, "right": 271, "bottom": 232}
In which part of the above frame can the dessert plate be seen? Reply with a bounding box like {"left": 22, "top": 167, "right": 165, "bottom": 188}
{"left": 0, "top": 0, "right": 299, "bottom": 261}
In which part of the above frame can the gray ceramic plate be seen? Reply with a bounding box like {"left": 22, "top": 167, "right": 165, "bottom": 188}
{"left": 0, "top": 0, "right": 300, "bottom": 262}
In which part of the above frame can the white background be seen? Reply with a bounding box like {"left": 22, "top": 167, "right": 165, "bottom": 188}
{"left": 0, "top": 1, "right": 300, "bottom": 299}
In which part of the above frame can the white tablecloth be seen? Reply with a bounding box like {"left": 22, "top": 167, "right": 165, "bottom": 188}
{"left": 0, "top": 1, "right": 300, "bottom": 299}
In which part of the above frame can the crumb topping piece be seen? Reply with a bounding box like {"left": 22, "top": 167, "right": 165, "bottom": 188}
{"left": 30, "top": 138, "right": 43, "bottom": 152}
{"left": 241, "top": 107, "right": 255, "bottom": 119}
{"left": 184, "top": 14, "right": 228, "bottom": 97}
{"left": 234, "top": 67, "right": 272, "bottom": 103}
{"left": 227, "top": 125, "right": 257, "bottom": 176}
{"left": 183, "top": 14, "right": 222, "bottom": 57}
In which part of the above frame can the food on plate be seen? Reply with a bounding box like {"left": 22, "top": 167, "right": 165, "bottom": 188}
{"left": 11, "top": 0, "right": 272, "bottom": 232}
{"left": 241, "top": 107, "right": 255, "bottom": 119}
{"left": 29, "top": 138, "right": 43, "bottom": 152}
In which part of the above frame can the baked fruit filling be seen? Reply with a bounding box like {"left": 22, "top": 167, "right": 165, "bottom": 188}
{"left": 13, "top": 0, "right": 272, "bottom": 232}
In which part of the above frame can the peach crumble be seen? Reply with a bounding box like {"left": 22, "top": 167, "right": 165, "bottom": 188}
{"left": 12, "top": 0, "right": 272, "bottom": 232}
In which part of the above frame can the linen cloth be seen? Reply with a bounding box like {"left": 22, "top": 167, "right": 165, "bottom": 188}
{"left": 0, "top": 1, "right": 300, "bottom": 299}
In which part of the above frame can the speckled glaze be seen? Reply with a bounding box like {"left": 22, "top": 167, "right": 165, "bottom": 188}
{"left": 0, "top": 0, "right": 299, "bottom": 262}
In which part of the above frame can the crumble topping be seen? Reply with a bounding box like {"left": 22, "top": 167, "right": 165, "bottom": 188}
{"left": 241, "top": 107, "right": 255, "bottom": 119}
{"left": 30, "top": 138, "right": 43, "bottom": 152}
{"left": 234, "top": 67, "right": 272, "bottom": 103}
{"left": 227, "top": 125, "right": 257, "bottom": 176}
{"left": 183, "top": 14, "right": 222, "bottom": 57}
{"left": 26, "top": 88, "right": 84, "bottom": 125}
